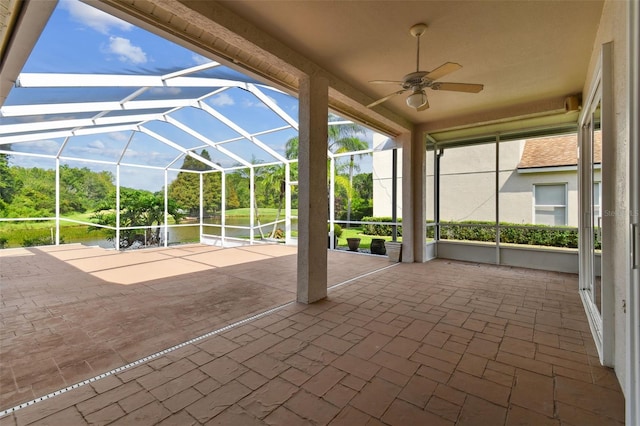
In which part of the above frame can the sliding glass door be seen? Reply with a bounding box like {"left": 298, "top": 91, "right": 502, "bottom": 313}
{"left": 579, "top": 42, "right": 612, "bottom": 364}
{"left": 582, "top": 99, "right": 602, "bottom": 317}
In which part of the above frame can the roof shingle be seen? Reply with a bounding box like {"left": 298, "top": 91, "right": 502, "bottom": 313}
{"left": 518, "top": 132, "right": 601, "bottom": 169}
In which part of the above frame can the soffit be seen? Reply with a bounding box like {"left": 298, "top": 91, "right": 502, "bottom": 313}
{"left": 0, "top": 0, "right": 20, "bottom": 57}
{"left": 213, "top": 0, "right": 604, "bottom": 131}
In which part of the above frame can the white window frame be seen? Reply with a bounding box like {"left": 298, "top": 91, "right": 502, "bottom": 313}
{"left": 593, "top": 181, "right": 601, "bottom": 227}
{"left": 532, "top": 183, "right": 568, "bottom": 226}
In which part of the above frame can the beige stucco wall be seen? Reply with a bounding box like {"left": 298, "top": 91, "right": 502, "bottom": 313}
{"left": 375, "top": 139, "right": 583, "bottom": 226}
{"left": 372, "top": 148, "right": 403, "bottom": 218}
{"left": 583, "top": 0, "right": 629, "bottom": 392}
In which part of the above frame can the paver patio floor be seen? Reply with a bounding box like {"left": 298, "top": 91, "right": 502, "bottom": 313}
{"left": 0, "top": 245, "right": 625, "bottom": 425}
{"left": 0, "top": 243, "right": 389, "bottom": 413}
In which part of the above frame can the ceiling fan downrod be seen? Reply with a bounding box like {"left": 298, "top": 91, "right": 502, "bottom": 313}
{"left": 410, "top": 23, "right": 428, "bottom": 72}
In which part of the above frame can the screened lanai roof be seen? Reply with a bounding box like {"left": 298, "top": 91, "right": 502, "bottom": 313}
{"left": 0, "top": 0, "right": 376, "bottom": 182}
{"left": 1, "top": 64, "right": 298, "bottom": 170}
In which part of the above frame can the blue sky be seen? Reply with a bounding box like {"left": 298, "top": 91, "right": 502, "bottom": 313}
{"left": 2, "top": 0, "right": 374, "bottom": 191}
{"left": 26, "top": 0, "right": 211, "bottom": 75}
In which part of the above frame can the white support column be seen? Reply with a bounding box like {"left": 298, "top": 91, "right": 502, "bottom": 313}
{"left": 401, "top": 128, "right": 424, "bottom": 263}
{"left": 115, "top": 165, "right": 121, "bottom": 250}
{"left": 297, "top": 74, "right": 328, "bottom": 304}
{"left": 285, "top": 162, "right": 293, "bottom": 245}
{"left": 55, "top": 158, "right": 60, "bottom": 245}
{"left": 199, "top": 173, "right": 204, "bottom": 244}
{"left": 329, "top": 155, "right": 336, "bottom": 249}
{"left": 221, "top": 171, "right": 226, "bottom": 245}
{"left": 164, "top": 170, "right": 169, "bottom": 247}
{"left": 250, "top": 167, "right": 255, "bottom": 243}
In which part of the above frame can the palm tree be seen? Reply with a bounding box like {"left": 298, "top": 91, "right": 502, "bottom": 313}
{"left": 284, "top": 121, "right": 364, "bottom": 159}
{"left": 233, "top": 159, "right": 267, "bottom": 239}
{"left": 259, "top": 163, "right": 286, "bottom": 238}
{"left": 285, "top": 136, "right": 299, "bottom": 160}
{"left": 285, "top": 121, "right": 369, "bottom": 225}
{"left": 330, "top": 136, "right": 369, "bottom": 226}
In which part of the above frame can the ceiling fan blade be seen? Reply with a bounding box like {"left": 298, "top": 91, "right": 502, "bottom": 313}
{"left": 369, "top": 80, "right": 403, "bottom": 85}
{"left": 424, "top": 62, "right": 462, "bottom": 81}
{"left": 417, "top": 98, "right": 430, "bottom": 111}
{"left": 431, "top": 82, "right": 484, "bottom": 93}
{"left": 367, "top": 89, "right": 406, "bottom": 108}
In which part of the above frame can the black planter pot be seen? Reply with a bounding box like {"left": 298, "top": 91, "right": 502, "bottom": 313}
{"left": 370, "top": 238, "right": 386, "bottom": 255}
{"left": 347, "top": 237, "right": 361, "bottom": 251}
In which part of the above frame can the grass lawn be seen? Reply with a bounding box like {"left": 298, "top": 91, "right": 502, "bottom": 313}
{"left": 225, "top": 208, "right": 298, "bottom": 217}
{"left": 0, "top": 212, "right": 94, "bottom": 230}
{"left": 337, "top": 227, "right": 401, "bottom": 250}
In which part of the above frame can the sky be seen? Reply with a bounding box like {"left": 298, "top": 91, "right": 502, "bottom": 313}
{"left": 1, "top": 0, "right": 376, "bottom": 192}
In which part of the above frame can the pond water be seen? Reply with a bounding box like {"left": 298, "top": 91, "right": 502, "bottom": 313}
{"left": 64, "top": 216, "right": 297, "bottom": 249}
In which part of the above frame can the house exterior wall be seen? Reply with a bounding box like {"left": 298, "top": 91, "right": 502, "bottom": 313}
{"left": 374, "top": 139, "right": 585, "bottom": 227}
{"left": 583, "top": 0, "right": 629, "bottom": 392}
{"left": 372, "top": 148, "right": 403, "bottom": 218}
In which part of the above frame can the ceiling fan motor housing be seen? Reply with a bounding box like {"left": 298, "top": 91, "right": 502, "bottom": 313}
{"left": 402, "top": 71, "right": 429, "bottom": 90}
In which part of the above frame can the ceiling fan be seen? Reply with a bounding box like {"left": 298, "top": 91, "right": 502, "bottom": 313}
{"left": 367, "top": 23, "right": 484, "bottom": 111}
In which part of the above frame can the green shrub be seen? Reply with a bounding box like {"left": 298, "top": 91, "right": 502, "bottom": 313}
{"left": 362, "top": 217, "right": 402, "bottom": 237}
{"left": 21, "top": 235, "right": 65, "bottom": 247}
{"left": 363, "top": 217, "right": 580, "bottom": 249}
{"left": 439, "top": 220, "right": 579, "bottom": 248}
{"left": 329, "top": 223, "right": 343, "bottom": 238}
{"left": 440, "top": 221, "right": 496, "bottom": 242}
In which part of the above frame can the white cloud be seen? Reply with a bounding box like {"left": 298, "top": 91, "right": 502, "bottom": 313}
{"left": 242, "top": 95, "right": 278, "bottom": 110}
{"left": 87, "top": 140, "right": 105, "bottom": 149}
{"left": 22, "top": 139, "right": 61, "bottom": 155}
{"left": 107, "top": 131, "right": 131, "bottom": 142}
{"left": 61, "top": 0, "right": 133, "bottom": 35}
{"left": 150, "top": 87, "right": 182, "bottom": 96}
{"left": 107, "top": 37, "right": 147, "bottom": 64}
{"left": 210, "top": 93, "right": 235, "bottom": 107}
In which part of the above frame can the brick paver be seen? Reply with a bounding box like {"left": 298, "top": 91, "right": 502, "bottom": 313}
{"left": 0, "top": 247, "right": 626, "bottom": 425}
{"left": 0, "top": 244, "right": 385, "bottom": 412}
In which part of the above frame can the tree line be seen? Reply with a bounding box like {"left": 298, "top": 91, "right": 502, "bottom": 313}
{"left": 0, "top": 123, "right": 374, "bottom": 247}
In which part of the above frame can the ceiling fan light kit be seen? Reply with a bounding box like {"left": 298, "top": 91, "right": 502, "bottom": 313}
{"left": 406, "top": 89, "right": 427, "bottom": 108}
{"left": 367, "top": 22, "right": 484, "bottom": 111}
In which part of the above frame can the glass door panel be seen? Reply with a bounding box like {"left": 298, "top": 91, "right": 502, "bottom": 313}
{"left": 591, "top": 101, "right": 602, "bottom": 314}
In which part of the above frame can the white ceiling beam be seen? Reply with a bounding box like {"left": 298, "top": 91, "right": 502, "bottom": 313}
{"left": 0, "top": 124, "right": 137, "bottom": 144}
{"left": 0, "top": 99, "right": 197, "bottom": 117}
{"left": 71, "top": 124, "right": 137, "bottom": 137}
{"left": 0, "top": 130, "right": 67, "bottom": 144}
{"left": 251, "top": 125, "right": 293, "bottom": 137}
{"left": 246, "top": 83, "right": 298, "bottom": 131}
{"left": 198, "top": 101, "right": 287, "bottom": 163}
{"left": 164, "top": 116, "right": 250, "bottom": 167}
{"left": 138, "top": 126, "right": 224, "bottom": 171}
{"left": 16, "top": 73, "right": 250, "bottom": 89}
{"left": 120, "top": 87, "right": 149, "bottom": 103}
{"left": 0, "top": 113, "right": 164, "bottom": 135}
{"left": 161, "top": 61, "right": 220, "bottom": 79}
{"left": 97, "top": 112, "right": 165, "bottom": 126}
{"left": 0, "top": 118, "right": 90, "bottom": 134}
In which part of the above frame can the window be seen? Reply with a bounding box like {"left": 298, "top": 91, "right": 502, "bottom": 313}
{"left": 534, "top": 184, "right": 567, "bottom": 225}
{"left": 593, "top": 182, "right": 601, "bottom": 225}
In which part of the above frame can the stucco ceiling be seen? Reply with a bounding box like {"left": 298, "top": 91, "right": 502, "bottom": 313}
{"left": 216, "top": 0, "right": 604, "bottom": 130}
